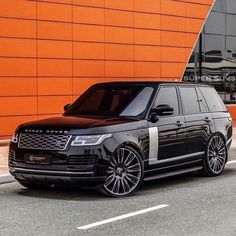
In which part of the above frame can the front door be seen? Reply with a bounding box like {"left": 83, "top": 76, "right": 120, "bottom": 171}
{"left": 148, "top": 86, "right": 186, "bottom": 165}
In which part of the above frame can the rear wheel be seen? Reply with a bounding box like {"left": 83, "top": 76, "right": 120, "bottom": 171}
{"left": 100, "top": 146, "right": 144, "bottom": 197}
{"left": 202, "top": 134, "right": 227, "bottom": 176}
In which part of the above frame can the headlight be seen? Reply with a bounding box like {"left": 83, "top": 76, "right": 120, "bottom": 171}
{"left": 71, "top": 134, "right": 112, "bottom": 146}
{"left": 11, "top": 133, "right": 19, "bottom": 143}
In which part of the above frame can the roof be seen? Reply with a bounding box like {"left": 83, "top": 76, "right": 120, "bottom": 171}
{"left": 93, "top": 81, "right": 211, "bottom": 87}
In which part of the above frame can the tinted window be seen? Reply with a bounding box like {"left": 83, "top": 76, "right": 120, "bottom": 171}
{"left": 226, "top": 14, "right": 236, "bottom": 35}
{"left": 205, "top": 12, "right": 225, "bottom": 35}
{"left": 179, "top": 87, "right": 200, "bottom": 114}
{"left": 120, "top": 87, "right": 154, "bottom": 117}
{"left": 227, "top": 0, "right": 236, "bottom": 14}
{"left": 64, "top": 85, "right": 154, "bottom": 117}
{"left": 199, "top": 87, "right": 227, "bottom": 112}
{"left": 196, "top": 87, "right": 209, "bottom": 113}
{"left": 154, "top": 86, "right": 179, "bottom": 115}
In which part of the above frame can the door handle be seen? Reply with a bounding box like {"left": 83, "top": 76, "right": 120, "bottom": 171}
{"left": 175, "top": 121, "right": 184, "bottom": 127}
{"left": 204, "top": 117, "right": 212, "bottom": 123}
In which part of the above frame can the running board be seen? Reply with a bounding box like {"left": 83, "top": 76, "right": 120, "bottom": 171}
{"left": 144, "top": 166, "right": 203, "bottom": 182}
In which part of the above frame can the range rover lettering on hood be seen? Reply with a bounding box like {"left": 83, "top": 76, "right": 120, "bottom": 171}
{"left": 24, "top": 129, "right": 69, "bottom": 134}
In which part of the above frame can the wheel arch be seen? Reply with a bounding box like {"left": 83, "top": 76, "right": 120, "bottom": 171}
{"left": 117, "top": 141, "right": 145, "bottom": 162}
{"left": 211, "top": 132, "right": 227, "bottom": 144}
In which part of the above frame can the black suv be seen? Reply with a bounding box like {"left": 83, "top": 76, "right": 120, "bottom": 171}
{"left": 9, "top": 82, "right": 232, "bottom": 197}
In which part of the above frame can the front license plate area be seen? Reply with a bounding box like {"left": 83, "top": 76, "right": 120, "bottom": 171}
{"left": 24, "top": 154, "right": 51, "bottom": 165}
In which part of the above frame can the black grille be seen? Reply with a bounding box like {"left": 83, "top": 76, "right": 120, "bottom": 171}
{"left": 68, "top": 155, "right": 97, "bottom": 166}
{"left": 18, "top": 133, "right": 72, "bottom": 151}
{"left": 8, "top": 150, "right": 15, "bottom": 160}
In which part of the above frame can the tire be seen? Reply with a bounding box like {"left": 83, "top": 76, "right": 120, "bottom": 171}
{"left": 201, "top": 134, "right": 227, "bottom": 177}
{"left": 99, "top": 146, "right": 144, "bottom": 197}
{"left": 16, "top": 179, "right": 52, "bottom": 190}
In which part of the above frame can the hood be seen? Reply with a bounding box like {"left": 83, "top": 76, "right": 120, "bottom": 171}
{"left": 17, "top": 115, "right": 148, "bottom": 135}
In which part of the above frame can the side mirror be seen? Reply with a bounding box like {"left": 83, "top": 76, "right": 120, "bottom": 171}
{"left": 148, "top": 104, "right": 174, "bottom": 122}
{"left": 64, "top": 104, "right": 71, "bottom": 111}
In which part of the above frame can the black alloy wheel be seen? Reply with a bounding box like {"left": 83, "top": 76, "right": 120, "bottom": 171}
{"left": 202, "top": 134, "right": 227, "bottom": 176}
{"left": 100, "top": 146, "right": 143, "bottom": 197}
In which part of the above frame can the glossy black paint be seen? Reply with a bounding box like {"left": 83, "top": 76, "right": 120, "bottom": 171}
{"left": 9, "top": 82, "right": 233, "bottom": 188}
{"left": 149, "top": 115, "right": 187, "bottom": 160}
{"left": 17, "top": 116, "right": 145, "bottom": 135}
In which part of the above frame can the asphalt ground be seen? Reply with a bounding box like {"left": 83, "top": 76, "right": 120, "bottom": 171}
{"left": 0, "top": 148, "right": 236, "bottom": 236}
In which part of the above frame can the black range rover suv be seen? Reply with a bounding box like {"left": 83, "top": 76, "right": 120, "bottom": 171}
{"left": 9, "top": 82, "right": 232, "bottom": 197}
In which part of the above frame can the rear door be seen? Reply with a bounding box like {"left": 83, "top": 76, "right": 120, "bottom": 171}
{"left": 199, "top": 86, "right": 231, "bottom": 147}
{"left": 178, "top": 86, "right": 213, "bottom": 156}
{"left": 148, "top": 85, "right": 186, "bottom": 164}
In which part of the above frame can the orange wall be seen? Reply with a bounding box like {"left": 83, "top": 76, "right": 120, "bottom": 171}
{"left": 0, "top": 0, "right": 214, "bottom": 139}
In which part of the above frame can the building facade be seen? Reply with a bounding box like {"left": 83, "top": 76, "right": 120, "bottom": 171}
{"left": 0, "top": 0, "right": 224, "bottom": 139}
{"left": 184, "top": 0, "right": 236, "bottom": 118}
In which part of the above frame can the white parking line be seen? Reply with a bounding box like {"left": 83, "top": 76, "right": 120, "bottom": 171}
{"left": 227, "top": 160, "right": 236, "bottom": 165}
{"left": 77, "top": 204, "right": 168, "bottom": 230}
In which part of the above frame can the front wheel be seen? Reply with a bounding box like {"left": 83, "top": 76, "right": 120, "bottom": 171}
{"left": 202, "top": 134, "right": 227, "bottom": 176}
{"left": 100, "top": 146, "right": 144, "bottom": 197}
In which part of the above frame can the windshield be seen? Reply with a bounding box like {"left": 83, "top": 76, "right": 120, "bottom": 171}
{"left": 64, "top": 84, "right": 154, "bottom": 118}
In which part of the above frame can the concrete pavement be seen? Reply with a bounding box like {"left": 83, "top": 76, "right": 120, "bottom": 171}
{"left": 0, "top": 146, "right": 9, "bottom": 175}
{"left": 0, "top": 146, "right": 14, "bottom": 184}
{"left": 0, "top": 153, "right": 235, "bottom": 235}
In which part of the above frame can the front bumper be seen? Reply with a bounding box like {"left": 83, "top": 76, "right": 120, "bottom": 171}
{"left": 8, "top": 140, "right": 114, "bottom": 186}
{"left": 9, "top": 166, "right": 106, "bottom": 185}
